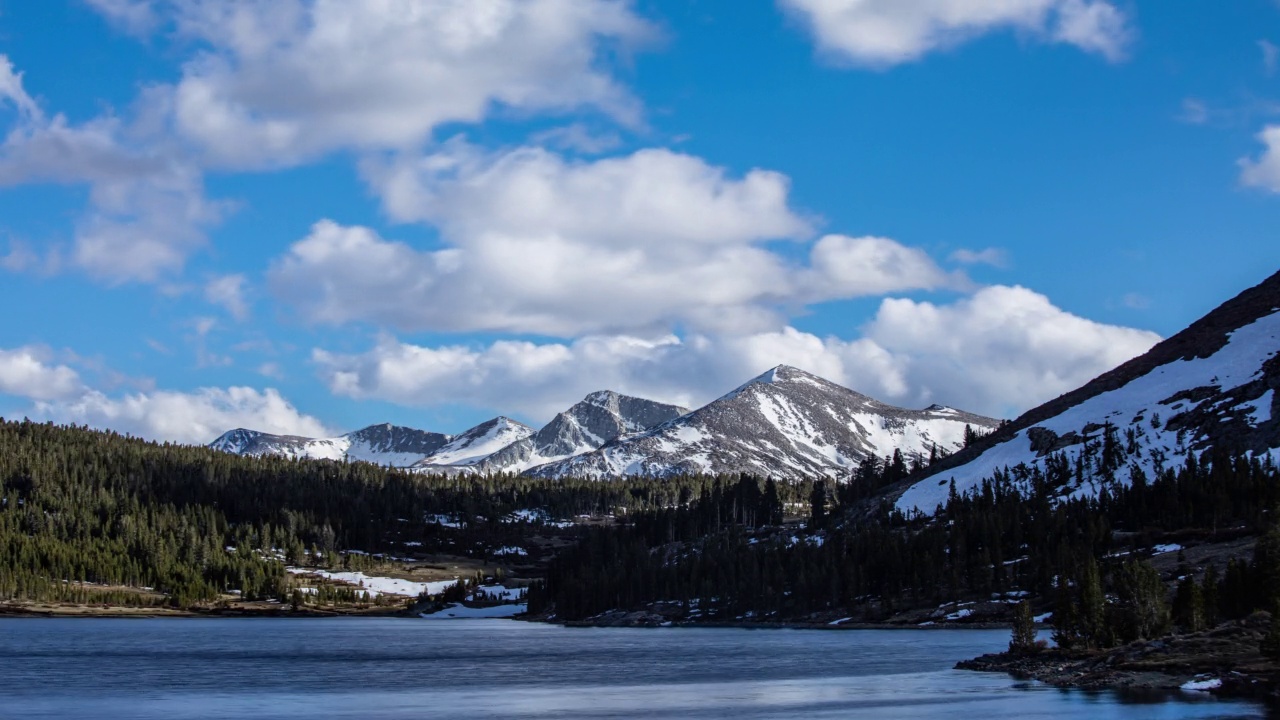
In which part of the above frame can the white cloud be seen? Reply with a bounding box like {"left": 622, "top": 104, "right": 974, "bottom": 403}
{"left": 1262, "top": 39, "right": 1278, "bottom": 77}
{"left": 1240, "top": 125, "right": 1280, "bottom": 193}
{"left": 779, "top": 0, "right": 1132, "bottom": 67}
{"left": 0, "top": 58, "right": 226, "bottom": 283}
{"left": 0, "top": 344, "right": 326, "bottom": 445}
{"left": 141, "top": 0, "right": 655, "bottom": 167}
{"left": 948, "top": 247, "right": 1009, "bottom": 267}
{"left": 858, "top": 285, "right": 1160, "bottom": 414}
{"left": 0, "top": 55, "right": 40, "bottom": 120}
{"left": 72, "top": 164, "right": 227, "bottom": 283}
{"left": 0, "top": 347, "right": 83, "bottom": 401}
{"left": 313, "top": 285, "right": 1159, "bottom": 421}
{"left": 6, "top": 0, "right": 654, "bottom": 282}
{"left": 33, "top": 386, "right": 331, "bottom": 444}
{"left": 274, "top": 144, "right": 959, "bottom": 337}
{"left": 530, "top": 123, "right": 624, "bottom": 154}
{"left": 1179, "top": 98, "right": 1209, "bottom": 125}
{"left": 84, "top": 0, "right": 161, "bottom": 36}
{"left": 204, "top": 273, "right": 250, "bottom": 320}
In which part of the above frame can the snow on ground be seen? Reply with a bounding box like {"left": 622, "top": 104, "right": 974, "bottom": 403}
{"left": 1033, "top": 612, "right": 1053, "bottom": 623}
{"left": 1180, "top": 677, "right": 1222, "bottom": 692}
{"left": 423, "top": 418, "right": 533, "bottom": 466}
{"left": 1241, "top": 389, "right": 1274, "bottom": 424}
{"left": 493, "top": 546, "right": 528, "bottom": 557}
{"left": 502, "top": 509, "right": 574, "bottom": 528}
{"left": 1153, "top": 544, "right": 1184, "bottom": 554}
{"left": 898, "top": 311, "right": 1280, "bottom": 515}
{"left": 420, "top": 603, "right": 527, "bottom": 619}
{"left": 475, "top": 585, "right": 524, "bottom": 601}
{"left": 425, "top": 514, "right": 465, "bottom": 528}
{"left": 286, "top": 568, "right": 458, "bottom": 598}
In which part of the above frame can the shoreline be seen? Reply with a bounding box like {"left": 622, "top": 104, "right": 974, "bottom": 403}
{"left": 0, "top": 601, "right": 413, "bottom": 619}
{"left": 955, "top": 615, "right": 1280, "bottom": 703}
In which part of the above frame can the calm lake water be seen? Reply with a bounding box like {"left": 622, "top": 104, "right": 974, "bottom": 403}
{"left": 0, "top": 618, "right": 1270, "bottom": 719}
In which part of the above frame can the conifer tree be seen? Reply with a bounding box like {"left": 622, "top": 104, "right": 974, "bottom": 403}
{"left": 1009, "top": 600, "right": 1038, "bottom": 654}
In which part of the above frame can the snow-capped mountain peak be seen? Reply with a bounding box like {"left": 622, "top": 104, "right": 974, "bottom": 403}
{"left": 461, "top": 392, "right": 691, "bottom": 474}
{"left": 415, "top": 417, "right": 535, "bottom": 467}
{"left": 528, "top": 366, "right": 1000, "bottom": 480}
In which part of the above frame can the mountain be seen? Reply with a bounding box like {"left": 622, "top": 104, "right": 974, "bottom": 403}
{"left": 410, "top": 417, "right": 534, "bottom": 468}
{"left": 208, "top": 420, "right": 511, "bottom": 468}
{"left": 527, "top": 365, "right": 1002, "bottom": 481}
{"left": 896, "top": 269, "right": 1280, "bottom": 516}
{"left": 210, "top": 423, "right": 451, "bottom": 466}
{"left": 465, "top": 391, "right": 690, "bottom": 474}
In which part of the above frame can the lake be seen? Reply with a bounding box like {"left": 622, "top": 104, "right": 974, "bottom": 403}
{"left": 0, "top": 618, "right": 1268, "bottom": 719}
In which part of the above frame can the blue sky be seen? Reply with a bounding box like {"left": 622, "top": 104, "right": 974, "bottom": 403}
{"left": 0, "top": 0, "right": 1277, "bottom": 443}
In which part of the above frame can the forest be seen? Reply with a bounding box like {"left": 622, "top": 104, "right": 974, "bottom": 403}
{"left": 0, "top": 417, "right": 813, "bottom": 607}
{"left": 529, "top": 445, "right": 1280, "bottom": 642}
{"left": 5, "top": 414, "right": 1280, "bottom": 640}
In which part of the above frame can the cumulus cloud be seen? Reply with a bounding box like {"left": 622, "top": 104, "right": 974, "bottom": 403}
{"left": 128, "top": 0, "right": 655, "bottom": 167}
{"left": 0, "top": 344, "right": 328, "bottom": 444}
{"left": 1240, "top": 125, "right": 1280, "bottom": 193}
{"left": 312, "top": 285, "right": 1160, "bottom": 422}
{"left": 0, "top": 347, "right": 83, "bottom": 401}
{"left": 4, "top": 0, "right": 654, "bottom": 283}
{"left": 204, "top": 273, "right": 250, "bottom": 320}
{"left": 0, "top": 56, "right": 226, "bottom": 283}
{"left": 273, "top": 144, "right": 960, "bottom": 336}
{"left": 33, "top": 386, "right": 331, "bottom": 445}
{"left": 858, "top": 285, "right": 1160, "bottom": 413}
{"left": 780, "top": 0, "right": 1132, "bottom": 67}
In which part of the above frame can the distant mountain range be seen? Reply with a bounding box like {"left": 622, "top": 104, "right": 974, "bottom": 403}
{"left": 897, "top": 269, "right": 1280, "bottom": 515}
{"left": 211, "top": 366, "right": 1002, "bottom": 480}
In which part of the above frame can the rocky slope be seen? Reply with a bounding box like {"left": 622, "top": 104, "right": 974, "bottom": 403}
{"left": 209, "top": 417, "right": 532, "bottom": 469}
{"left": 209, "top": 423, "right": 451, "bottom": 467}
{"left": 897, "top": 269, "right": 1280, "bottom": 515}
{"left": 527, "top": 365, "right": 1001, "bottom": 481}
{"left": 466, "top": 391, "right": 689, "bottom": 474}
{"left": 410, "top": 417, "right": 534, "bottom": 469}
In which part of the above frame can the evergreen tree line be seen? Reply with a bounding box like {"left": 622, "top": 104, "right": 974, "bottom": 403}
{"left": 0, "top": 418, "right": 814, "bottom": 606}
{"left": 530, "top": 448, "right": 1280, "bottom": 623}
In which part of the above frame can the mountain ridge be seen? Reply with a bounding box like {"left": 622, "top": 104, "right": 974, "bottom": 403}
{"left": 896, "top": 269, "right": 1280, "bottom": 515}
{"left": 210, "top": 368, "right": 1001, "bottom": 480}
{"left": 527, "top": 365, "right": 1002, "bottom": 481}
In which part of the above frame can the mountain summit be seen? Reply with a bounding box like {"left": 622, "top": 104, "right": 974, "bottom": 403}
{"left": 528, "top": 365, "right": 1001, "bottom": 480}
{"left": 464, "top": 391, "right": 690, "bottom": 474}
{"left": 210, "top": 366, "right": 1000, "bottom": 480}
{"left": 209, "top": 424, "right": 451, "bottom": 466}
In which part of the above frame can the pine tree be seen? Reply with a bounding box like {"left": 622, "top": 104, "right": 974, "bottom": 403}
{"left": 809, "top": 480, "right": 827, "bottom": 530}
{"left": 1079, "top": 558, "right": 1108, "bottom": 649}
{"left": 1009, "top": 600, "right": 1038, "bottom": 654}
{"left": 1172, "top": 574, "right": 1204, "bottom": 633}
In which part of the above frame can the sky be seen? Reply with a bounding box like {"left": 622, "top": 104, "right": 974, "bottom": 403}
{"left": 0, "top": 0, "right": 1278, "bottom": 444}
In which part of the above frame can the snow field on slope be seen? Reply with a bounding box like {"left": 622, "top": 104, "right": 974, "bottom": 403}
{"left": 426, "top": 420, "right": 534, "bottom": 466}
{"left": 898, "top": 311, "right": 1280, "bottom": 515}
{"left": 286, "top": 568, "right": 459, "bottom": 598}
